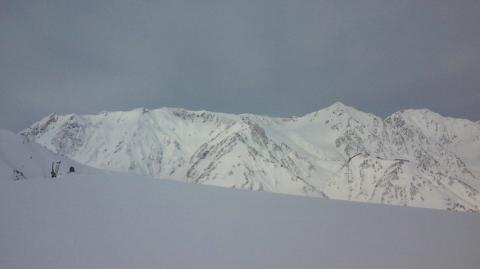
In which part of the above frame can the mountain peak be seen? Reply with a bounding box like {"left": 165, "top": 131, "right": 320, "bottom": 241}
{"left": 328, "top": 101, "right": 349, "bottom": 109}
{"left": 301, "top": 102, "right": 380, "bottom": 127}
{"left": 323, "top": 102, "right": 368, "bottom": 115}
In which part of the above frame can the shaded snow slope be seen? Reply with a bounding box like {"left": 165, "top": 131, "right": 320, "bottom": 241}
{"left": 1, "top": 174, "right": 479, "bottom": 269}
{"left": 0, "top": 129, "right": 101, "bottom": 180}
{"left": 20, "top": 103, "right": 480, "bottom": 211}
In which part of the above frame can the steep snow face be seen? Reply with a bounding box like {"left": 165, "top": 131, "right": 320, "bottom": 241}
{"left": 20, "top": 103, "right": 480, "bottom": 211}
{"left": 0, "top": 129, "right": 100, "bottom": 180}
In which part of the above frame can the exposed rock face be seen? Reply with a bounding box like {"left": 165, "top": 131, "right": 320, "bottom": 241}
{"left": 20, "top": 103, "right": 480, "bottom": 211}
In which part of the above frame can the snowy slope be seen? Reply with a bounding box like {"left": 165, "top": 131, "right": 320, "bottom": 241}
{"left": 0, "top": 129, "right": 101, "bottom": 180}
{"left": 1, "top": 174, "right": 479, "bottom": 269}
{"left": 20, "top": 103, "right": 480, "bottom": 211}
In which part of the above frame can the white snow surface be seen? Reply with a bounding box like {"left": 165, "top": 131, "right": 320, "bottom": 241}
{"left": 0, "top": 129, "right": 101, "bottom": 180}
{"left": 20, "top": 103, "right": 480, "bottom": 211}
{"left": 1, "top": 174, "right": 479, "bottom": 269}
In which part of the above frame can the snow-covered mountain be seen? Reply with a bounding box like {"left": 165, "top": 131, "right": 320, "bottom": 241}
{"left": 20, "top": 103, "right": 480, "bottom": 211}
{"left": 0, "top": 129, "right": 101, "bottom": 180}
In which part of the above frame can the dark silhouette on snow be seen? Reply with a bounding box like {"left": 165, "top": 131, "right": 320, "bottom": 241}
{"left": 51, "top": 161, "right": 61, "bottom": 178}
{"left": 51, "top": 162, "right": 56, "bottom": 178}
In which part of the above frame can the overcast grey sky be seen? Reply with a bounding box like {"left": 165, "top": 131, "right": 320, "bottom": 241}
{"left": 1, "top": 0, "right": 479, "bottom": 131}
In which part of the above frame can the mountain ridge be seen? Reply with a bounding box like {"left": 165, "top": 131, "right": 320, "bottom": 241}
{"left": 20, "top": 103, "right": 480, "bottom": 211}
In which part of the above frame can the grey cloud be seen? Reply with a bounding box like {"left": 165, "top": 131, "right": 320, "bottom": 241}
{"left": 1, "top": 0, "right": 479, "bottom": 131}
